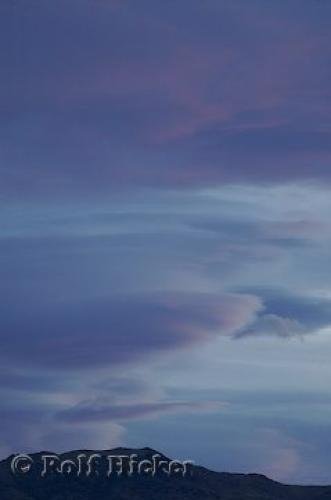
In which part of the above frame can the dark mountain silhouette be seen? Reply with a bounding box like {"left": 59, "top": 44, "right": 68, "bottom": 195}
{"left": 1, "top": 447, "right": 331, "bottom": 499}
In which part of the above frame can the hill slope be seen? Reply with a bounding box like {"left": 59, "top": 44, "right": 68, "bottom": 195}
{"left": 1, "top": 447, "right": 331, "bottom": 500}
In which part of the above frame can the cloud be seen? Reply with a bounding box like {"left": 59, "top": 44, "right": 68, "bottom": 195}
{"left": 2, "top": 0, "right": 331, "bottom": 197}
{"left": 58, "top": 400, "right": 223, "bottom": 424}
{"left": 236, "top": 289, "right": 331, "bottom": 338}
{"left": 236, "top": 314, "right": 305, "bottom": 339}
{"left": 0, "top": 404, "right": 125, "bottom": 456}
{"left": 0, "top": 292, "right": 262, "bottom": 370}
{"left": 252, "top": 428, "right": 302, "bottom": 483}
{"left": 190, "top": 216, "right": 325, "bottom": 247}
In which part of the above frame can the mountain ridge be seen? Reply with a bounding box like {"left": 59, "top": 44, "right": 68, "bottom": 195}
{"left": 1, "top": 447, "right": 331, "bottom": 499}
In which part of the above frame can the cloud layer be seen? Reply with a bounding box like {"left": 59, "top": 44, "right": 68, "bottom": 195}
{"left": 0, "top": 292, "right": 261, "bottom": 369}
{"left": 2, "top": 0, "right": 331, "bottom": 197}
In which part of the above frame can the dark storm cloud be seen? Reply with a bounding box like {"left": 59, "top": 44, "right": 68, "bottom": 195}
{"left": 0, "top": 292, "right": 261, "bottom": 370}
{"left": 1, "top": 0, "right": 331, "bottom": 197}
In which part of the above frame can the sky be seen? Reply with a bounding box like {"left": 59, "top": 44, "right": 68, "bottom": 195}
{"left": 1, "top": 0, "right": 331, "bottom": 485}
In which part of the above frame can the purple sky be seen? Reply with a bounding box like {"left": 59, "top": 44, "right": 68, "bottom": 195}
{"left": 2, "top": 0, "right": 331, "bottom": 485}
